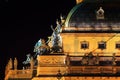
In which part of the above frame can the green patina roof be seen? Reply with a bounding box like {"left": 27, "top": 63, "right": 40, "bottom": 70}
{"left": 65, "top": 0, "right": 120, "bottom": 27}
{"left": 65, "top": 2, "right": 83, "bottom": 27}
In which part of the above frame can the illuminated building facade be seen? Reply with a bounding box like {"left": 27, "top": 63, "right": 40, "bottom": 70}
{"left": 5, "top": 0, "right": 120, "bottom": 80}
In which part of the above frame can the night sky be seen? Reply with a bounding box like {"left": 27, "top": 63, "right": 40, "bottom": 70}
{"left": 0, "top": 0, "right": 76, "bottom": 79}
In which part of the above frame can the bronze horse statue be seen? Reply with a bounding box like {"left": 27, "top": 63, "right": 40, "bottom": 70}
{"left": 34, "top": 39, "right": 50, "bottom": 56}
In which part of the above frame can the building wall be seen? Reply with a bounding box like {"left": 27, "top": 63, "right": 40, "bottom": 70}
{"left": 32, "top": 77, "right": 120, "bottom": 80}
{"left": 5, "top": 55, "right": 120, "bottom": 80}
{"left": 37, "top": 55, "right": 68, "bottom": 76}
{"left": 61, "top": 33, "right": 120, "bottom": 56}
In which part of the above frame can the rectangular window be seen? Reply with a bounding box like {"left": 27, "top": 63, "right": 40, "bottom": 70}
{"left": 98, "top": 41, "right": 106, "bottom": 50}
{"left": 81, "top": 41, "right": 89, "bottom": 49}
{"left": 116, "top": 41, "right": 120, "bottom": 49}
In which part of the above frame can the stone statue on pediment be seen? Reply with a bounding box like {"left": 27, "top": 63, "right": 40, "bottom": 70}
{"left": 95, "top": 53, "right": 99, "bottom": 65}
{"left": 81, "top": 52, "right": 99, "bottom": 65}
{"left": 112, "top": 53, "right": 116, "bottom": 66}
{"left": 81, "top": 53, "right": 88, "bottom": 65}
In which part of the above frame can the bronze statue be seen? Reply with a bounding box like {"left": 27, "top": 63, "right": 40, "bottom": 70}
{"left": 34, "top": 38, "right": 50, "bottom": 56}
{"left": 50, "top": 24, "right": 62, "bottom": 53}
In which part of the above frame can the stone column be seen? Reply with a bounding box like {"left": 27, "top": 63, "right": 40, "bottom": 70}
{"left": 9, "top": 58, "right": 13, "bottom": 70}
{"left": 14, "top": 57, "right": 18, "bottom": 70}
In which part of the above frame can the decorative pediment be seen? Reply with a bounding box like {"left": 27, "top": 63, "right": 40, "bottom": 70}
{"left": 37, "top": 55, "right": 66, "bottom": 66}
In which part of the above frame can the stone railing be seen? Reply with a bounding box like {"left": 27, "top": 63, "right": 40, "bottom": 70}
{"left": 69, "top": 66, "right": 120, "bottom": 74}
{"left": 68, "top": 52, "right": 120, "bottom": 56}
{"left": 62, "top": 26, "right": 120, "bottom": 31}
{"left": 6, "top": 69, "right": 33, "bottom": 79}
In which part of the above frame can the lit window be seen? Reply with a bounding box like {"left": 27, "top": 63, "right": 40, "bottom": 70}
{"left": 116, "top": 41, "right": 120, "bottom": 49}
{"left": 81, "top": 41, "right": 89, "bottom": 49}
{"left": 98, "top": 41, "right": 106, "bottom": 50}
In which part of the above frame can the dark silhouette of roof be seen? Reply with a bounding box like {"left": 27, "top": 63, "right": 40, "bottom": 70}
{"left": 65, "top": 0, "right": 120, "bottom": 29}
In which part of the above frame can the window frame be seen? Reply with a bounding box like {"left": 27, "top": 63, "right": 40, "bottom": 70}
{"left": 80, "top": 41, "right": 89, "bottom": 49}
{"left": 98, "top": 41, "right": 106, "bottom": 50}
{"left": 115, "top": 41, "right": 120, "bottom": 49}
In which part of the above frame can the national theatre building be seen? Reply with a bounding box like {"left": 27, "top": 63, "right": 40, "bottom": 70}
{"left": 5, "top": 0, "right": 120, "bottom": 80}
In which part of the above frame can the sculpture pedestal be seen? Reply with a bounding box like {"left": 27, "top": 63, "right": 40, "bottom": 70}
{"left": 37, "top": 55, "right": 68, "bottom": 76}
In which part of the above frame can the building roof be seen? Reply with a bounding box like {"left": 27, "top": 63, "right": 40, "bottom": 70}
{"left": 63, "top": 0, "right": 120, "bottom": 32}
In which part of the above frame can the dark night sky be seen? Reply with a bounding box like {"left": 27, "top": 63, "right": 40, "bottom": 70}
{"left": 0, "top": 0, "right": 76, "bottom": 79}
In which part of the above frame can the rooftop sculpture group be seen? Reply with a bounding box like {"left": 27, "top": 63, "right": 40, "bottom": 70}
{"left": 33, "top": 18, "right": 63, "bottom": 56}
{"left": 33, "top": 39, "right": 50, "bottom": 56}
{"left": 22, "top": 16, "right": 65, "bottom": 67}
